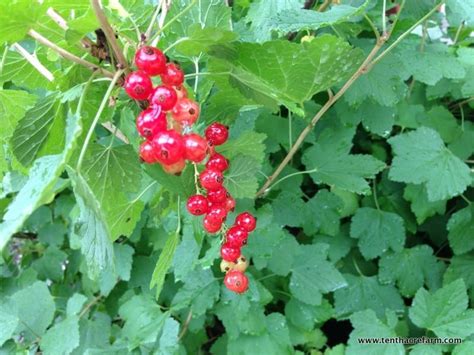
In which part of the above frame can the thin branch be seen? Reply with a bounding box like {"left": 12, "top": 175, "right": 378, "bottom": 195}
{"left": 79, "top": 295, "right": 102, "bottom": 318}
{"left": 91, "top": 0, "right": 129, "bottom": 71}
{"left": 145, "top": 0, "right": 164, "bottom": 42}
{"left": 47, "top": 7, "right": 69, "bottom": 30}
{"left": 76, "top": 70, "right": 124, "bottom": 172}
{"left": 102, "top": 121, "right": 129, "bottom": 144}
{"left": 178, "top": 310, "right": 192, "bottom": 341}
{"left": 12, "top": 43, "right": 54, "bottom": 81}
{"left": 28, "top": 29, "right": 114, "bottom": 78}
{"left": 256, "top": 36, "right": 387, "bottom": 197}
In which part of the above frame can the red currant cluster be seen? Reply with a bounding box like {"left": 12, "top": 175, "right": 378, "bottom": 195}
{"left": 124, "top": 45, "right": 204, "bottom": 174}
{"left": 123, "top": 45, "right": 257, "bottom": 294}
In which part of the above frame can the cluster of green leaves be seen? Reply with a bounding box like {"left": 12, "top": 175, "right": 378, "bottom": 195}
{"left": 1, "top": 0, "right": 474, "bottom": 354}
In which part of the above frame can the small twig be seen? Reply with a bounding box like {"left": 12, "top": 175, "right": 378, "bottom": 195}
{"left": 79, "top": 295, "right": 102, "bottom": 318}
{"left": 12, "top": 43, "right": 54, "bottom": 81}
{"left": 47, "top": 7, "right": 68, "bottom": 30}
{"left": 382, "top": 0, "right": 387, "bottom": 36}
{"left": 27, "top": 29, "right": 114, "bottom": 78}
{"left": 102, "top": 121, "right": 130, "bottom": 144}
{"left": 91, "top": 0, "right": 129, "bottom": 71}
{"left": 145, "top": 0, "right": 164, "bottom": 42}
{"left": 318, "top": 0, "right": 330, "bottom": 12}
{"left": 372, "top": 179, "right": 380, "bottom": 210}
{"left": 77, "top": 70, "right": 124, "bottom": 172}
{"left": 178, "top": 311, "right": 192, "bottom": 341}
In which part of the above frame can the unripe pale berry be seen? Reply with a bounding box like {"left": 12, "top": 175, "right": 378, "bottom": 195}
{"left": 220, "top": 259, "right": 236, "bottom": 273}
{"left": 124, "top": 71, "right": 153, "bottom": 100}
{"left": 162, "top": 159, "right": 185, "bottom": 175}
{"left": 135, "top": 46, "right": 166, "bottom": 76}
{"left": 233, "top": 256, "right": 249, "bottom": 273}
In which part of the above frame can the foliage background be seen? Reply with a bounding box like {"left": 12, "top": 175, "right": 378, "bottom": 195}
{"left": 1, "top": 0, "right": 474, "bottom": 354}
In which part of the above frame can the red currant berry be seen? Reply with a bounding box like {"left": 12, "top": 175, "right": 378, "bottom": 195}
{"left": 175, "top": 85, "right": 188, "bottom": 99}
{"left": 187, "top": 195, "right": 209, "bottom": 216}
{"left": 220, "top": 242, "right": 241, "bottom": 262}
{"left": 207, "top": 186, "right": 227, "bottom": 204}
{"left": 225, "top": 196, "right": 236, "bottom": 212}
{"left": 135, "top": 46, "right": 166, "bottom": 76}
{"left": 139, "top": 141, "right": 156, "bottom": 164}
{"left": 124, "top": 71, "right": 153, "bottom": 100}
{"left": 171, "top": 98, "right": 200, "bottom": 126}
{"left": 183, "top": 133, "right": 208, "bottom": 162}
{"left": 162, "top": 159, "right": 185, "bottom": 175}
{"left": 150, "top": 85, "right": 178, "bottom": 111}
{"left": 226, "top": 226, "right": 248, "bottom": 248}
{"left": 206, "top": 153, "right": 229, "bottom": 172}
{"left": 235, "top": 212, "right": 257, "bottom": 232}
{"left": 199, "top": 169, "right": 224, "bottom": 190}
{"left": 206, "top": 205, "right": 227, "bottom": 224}
{"left": 151, "top": 130, "right": 185, "bottom": 165}
{"left": 136, "top": 107, "right": 167, "bottom": 138}
{"left": 161, "top": 63, "right": 184, "bottom": 86}
{"left": 205, "top": 123, "right": 229, "bottom": 146}
{"left": 224, "top": 270, "right": 249, "bottom": 293}
{"left": 203, "top": 215, "right": 222, "bottom": 233}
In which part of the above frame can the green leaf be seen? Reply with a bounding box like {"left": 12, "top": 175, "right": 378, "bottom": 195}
{"left": 409, "top": 279, "right": 474, "bottom": 339}
{"left": 8, "top": 281, "right": 56, "bottom": 340}
{"left": 11, "top": 95, "right": 66, "bottom": 167}
{"left": 378, "top": 245, "right": 443, "bottom": 297}
{"left": 118, "top": 294, "right": 167, "bottom": 349}
{"left": 303, "top": 189, "right": 343, "bottom": 236}
{"left": 446, "top": 0, "right": 474, "bottom": 25}
{"left": 172, "top": 268, "right": 220, "bottom": 316}
{"left": 0, "top": 111, "right": 82, "bottom": 250}
{"left": 302, "top": 126, "right": 385, "bottom": 194}
{"left": 68, "top": 169, "right": 114, "bottom": 278}
{"left": 388, "top": 127, "right": 471, "bottom": 201}
{"left": 272, "top": 191, "right": 307, "bottom": 227}
{"left": 447, "top": 205, "right": 474, "bottom": 255}
{"left": 172, "top": 228, "right": 200, "bottom": 282}
{"left": 403, "top": 184, "right": 446, "bottom": 224}
{"left": 444, "top": 255, "right": 474, "bottom": 295}
{"left": 171, "top": 25, "right": 237, "bottom": 56}
{"left": 224, "top": 155, "right": 261, "bottom": 199}
{"left": 40, "top": 316, "right": 80, "bottom": 355}
{"left": 157, "top": 317, "right": 180, "bottom": 355}
{"left": 209, "top": 36, "right": 363, "bottom": 115}
{"left": 217, "top": 131, "right": 266, "bottom": 162}
{"left": 150, "top": 230, "right": 180, "bottom": 298}
{"left": 0, "top": 304, "right": 18, "bottom": 347}
{"left": 334, "top": 275, "right": 404, "bottom": 319}
{"left": 265, "top": 1, "right": 371, "bottom": 36}
{"left": 289, "top": 244, "right": 347, "bottom": 305}
{"left": 0, "top": 0, "right": 43, "bottom": 43}
{"left": 82, "top": 144, "right": 144, "bottom": 239}
{"left": 285, "top": 298, "right": 334, "bottom": 331}
{"left": 66, "top": 294, "right": 88, "bottom": 317}
{"left": 32, "top": 246, "right": 68, "bottom": 281}
{"left": 350, "top": 207, "right": 405, "bottom": 260}
{"left": 242, "top": 0, "right": 301, "bottom": 42}
{"left": 145, "top": 164, "right": 195, "bottom": 197}
{"left": 347, "top": 310, "right": 404, "bottom": 355}
{"left": 0, "top": 89, "right": 37, "bottom": 140}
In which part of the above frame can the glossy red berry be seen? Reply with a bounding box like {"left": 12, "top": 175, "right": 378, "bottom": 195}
{"left": 171, "top": 98, "right": 200, "bottom": 126}
{"left": 203, "top": 215, "right": 222, "bottom": 233}
{"left": 207, "top": 186, "right": 227, "bottom": 204}
{"left": 174, "top": 85, "right": 188, "bottom": 99}
{"left": 220, "top": 242, "right": 241, "bottom": 262}
{"left": 224, "top": 196, "right": 236, "bottom": 212}
{"left": 187, "top": 195, "right": 209, "bottom": 216}
{"left": 206, "top": 205, "right": 227, "bottom": 224}
{"left": 205, "top": 123, "right": 229, "bottom": 146}
{"left": 226, "top": 226, "right": 248, "bottom": 248}
{"left": 162, "top": 159, "right": 185, "bottom": 175}
{"left": 151, "top": 130, "right": 185, "bottom": 165}
{"left": 124, "top": 71, "right": 153, "bottom": 100}
{"left": 206, "top": 153, "right": 229, "bottom": 172}
{"left": 135, "top": 46, "right": 166, "bottom": 76}
{"left": 161, "top": 63, "right": 184, "bottom": 86}
{"left": 235, "top": 212, "right": 257, "bottom": 232}
{"left": 136, "top": 107, "right": 167, "bottom": 138}
{"left": 224, "top": 270, "right": 249, "bottom": 293}
{"left": 199, "top": 169, "right": 224, "bottom": 190}
{"left": 139, "top": 141, "right": 156, "bottom": 163}
{"left": 150, "top": 85, "right": 178, "bottom": 111}
{"left": 183, "top": 133, "right": 208, "bottom": 162}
